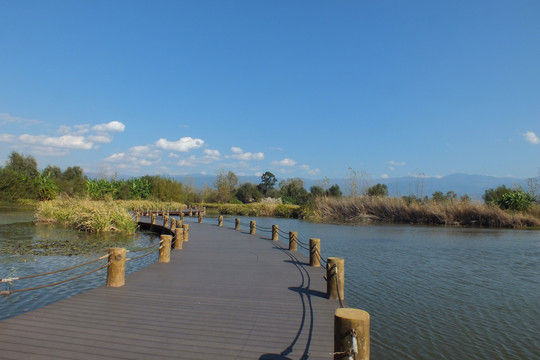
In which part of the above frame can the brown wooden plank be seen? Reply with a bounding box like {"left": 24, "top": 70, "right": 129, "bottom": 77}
{"left": 0, "top": 221, "right": 340, "bottom": 359}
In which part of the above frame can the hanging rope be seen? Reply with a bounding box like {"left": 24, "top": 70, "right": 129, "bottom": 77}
{"left": 127, "top": 241, "right": 162, "bottom": 253}
{"left": 331, "top": 329, "right": 358, "bottom": 359}
{"left": 1, "top": 254, "right": 109, "bottom": 283}
{"left": 1, "top": 262, "right": 111, "bottom": 295}
{"left": 126, "top": 248, "right": 159, "bottom": 262}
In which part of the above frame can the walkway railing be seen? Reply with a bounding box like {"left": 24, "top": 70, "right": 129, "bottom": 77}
{"left": 1, "top": 210, "right": 371, "bottom": 359}
{"left": 218, "top": 214, "right": 371, "bottom": 359}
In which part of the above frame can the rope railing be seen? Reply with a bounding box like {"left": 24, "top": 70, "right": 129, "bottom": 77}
{"left": 1, "top": 235, "right": 166, "bottom": 296}
{"left": 1, "top": 253, "right": 109, "bottom": 284}
{"left": 0, "top": 261, "right": 111, "bottom": 295}
{"left": 126, "top": 248, "right": 160, "bottom": 262}
{"left": 127, "top": 240, "right": 163, "bottom": 253}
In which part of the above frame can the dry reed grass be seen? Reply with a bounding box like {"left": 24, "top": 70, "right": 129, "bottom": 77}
{"left": 312, "top": 196, "right": 540, "bottom": 228}
{"left": 36, "top": 199, "right": 139, "bottom": 233}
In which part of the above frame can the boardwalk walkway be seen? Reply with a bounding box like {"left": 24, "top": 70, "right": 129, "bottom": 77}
{"left": 0, "top": 219, "right": 339, "bottom": 359}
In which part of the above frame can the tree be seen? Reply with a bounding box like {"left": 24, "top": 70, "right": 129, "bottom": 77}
{"left": 4, "top": 151, "right": 38, "bottom": 178}
{"left": 61, "top": 166, "right": 86, "bottom": 196}
{"left": 279, "top": 178, "right": 309, "bottom": 205}
{"left": 326, "top": 184, "right": 342, "bottom": 197}
{"left": 310, "top": 185, "right": 325, "bottom": 197}
{"left": 214, "top": 169, "right": 238, "bottom": 203}
{"left": 236, "top": 183, "right": 263, "bottom": 203}
{"left": 258, "top": 171, "right": 277, "bottom": 196}
{"left": 483, "top": 185, "right": 511, "bottom": 204}
{"left": 431, "top": 191, "right": 446, "bottom": 203}
{"left": 0, "top": 152, "right": 39, "bottom": 200}
{"left": 367, "top": 183, "right": 388, "bottom": 197}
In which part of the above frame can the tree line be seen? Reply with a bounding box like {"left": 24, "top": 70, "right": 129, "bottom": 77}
{"left": 0, "top": 152, "right": 344, "bottom": 205}
{"left": 0, "top": 151, "right": 537, "bottom": 212}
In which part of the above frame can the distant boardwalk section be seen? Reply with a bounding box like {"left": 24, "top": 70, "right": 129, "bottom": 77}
{"left": 0, "top": 218, "right": 340, "bottom": 359}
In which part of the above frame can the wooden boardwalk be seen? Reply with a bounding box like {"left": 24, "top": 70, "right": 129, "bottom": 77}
{"left": 0, "top": 220, "right": 340, "bottom": 359}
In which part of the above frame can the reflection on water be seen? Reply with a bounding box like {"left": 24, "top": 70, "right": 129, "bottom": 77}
{"left": 1, "top": 211, "right": 539, "bottom": 359}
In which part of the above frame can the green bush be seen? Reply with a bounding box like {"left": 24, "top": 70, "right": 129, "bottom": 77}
{"left": 495, "top": 189, "right": 535, "bottom": 212}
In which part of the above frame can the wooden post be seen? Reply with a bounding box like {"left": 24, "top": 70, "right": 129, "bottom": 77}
{"left": 310, "top": 238, "right": 321, "bottom": 267}
{"left": 107, "top": 247, "right": 126, "bottom": 287}
{"left": 176, "top": 219, "right": 183, "bottom": 228}
{"left": 189, "top": 208, "right": 193, "bottom": 216}
{"left": 327, "top": 257, "right": 345, "bottom": 301}
{"left": 198, "top": 212, "right": 203, "bottom": 223}
{"left": 159, "top": 235, "right": 172, "bottom": 263}
{"left": 272, "top": 225, "right": 279, "bottom": 241}
{"left": 180, "top": 212, "right": 184, "bottom": 221}
{"left": 235, "top": 218, "right": 240, "bottom": 230}
{"left": 250, "top": 220, "right": 256, "bottom": 235}
{"left": 151, "top": 213, "right": 156, "bottom": 225}
{"left": 289, "top": 231, "right": 298, "bottom": 251}
{"left": 218, "top": 216, "right": 223, "bottom": 227}
{"left": 334, "top": 308, "right": 370, "bottom": 360}
{"left": 182, "top": 223, "right": 190, "bottom": 242}
{"left": 174, "top": 228, "right": 184, "bottom": 250}
{"left": 170, "top": 218, "right": 176, "bottom": 232}
{"left": 163, "top": 214, "right": 169, "bottom": 228}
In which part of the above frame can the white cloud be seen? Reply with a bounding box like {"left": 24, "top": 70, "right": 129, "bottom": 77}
{"left": 105, "top": 145, "right": 160, "bottom": 168}
{"left": 381, "top": 173, "right": 389, "bottom": 179}
{"left": 300, "top": 164, "right": 320, "bottom": 176}
{"left": 523, "top": 131, "right": 539, "bottom": 144}
{"left": 88, "top": 134, "right": 112, "bottom": 143}
{"left": 18, "top": 134, "right": 93, "bottom": 150}
{"left": 156, "top": 137, "right": 204, "bottom": 152}
{"left": 204, "top": 149, "right": 221, "bottom": 159}
{"left": 0, "top": 113, "right": 42, "bottom": 126}
{"left": 273, "top": 158, "right": 296, "bottom": 167}
{"left": 176, "top": 149, "right": 221, "bottom": 167}
{"left": 0, "top": 134, "right": 15, "bottom": 142}
{"left": 177, "top": 156, "right": 197, "bottom": 167}
{"left": 388, "top": 160, "right": 406, "bottom": 167}
{"left": 92, "top": 121, "right": 125, "bottom": 133}
{"left": 58, "top": 124, "right": 90, "bottom": 135}
{"left": 229, "top": 147, "right": 264, "bottom": 160}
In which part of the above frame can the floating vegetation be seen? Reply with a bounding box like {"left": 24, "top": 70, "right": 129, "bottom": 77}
{"left": 0, "top": 221, "right": 140, "bottom": 256}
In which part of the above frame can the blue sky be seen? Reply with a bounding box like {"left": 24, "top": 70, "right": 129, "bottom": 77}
{"left": 1, "top": 0, "right": 539, "bottom": 181}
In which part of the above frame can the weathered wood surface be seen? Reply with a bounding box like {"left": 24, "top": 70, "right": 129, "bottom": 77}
{"left": 0, "top": 220, "right": 339, "bottom": 359}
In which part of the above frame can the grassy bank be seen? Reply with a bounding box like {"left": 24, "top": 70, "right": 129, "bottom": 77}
{"left": 200, "top": 203, "right": 303, "bottom": 218}
{"left": 36, "top": 199, "right": 189, "bottom": 233}
{"left": 311, "top": 196, "right": 540, "bottom": 228}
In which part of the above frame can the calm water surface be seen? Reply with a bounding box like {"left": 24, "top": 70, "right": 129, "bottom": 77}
{"left": 243, "top": 217, "right": 539, "bottom": 360}
{"left": 1, "top": 211, "right": 539, "bottom": 359}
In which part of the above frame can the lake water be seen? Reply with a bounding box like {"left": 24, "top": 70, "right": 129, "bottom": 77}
{"left": 1, "top": 211, "right": 539, "bottom": 359}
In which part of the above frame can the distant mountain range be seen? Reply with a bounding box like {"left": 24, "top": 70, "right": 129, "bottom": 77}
{"left": 169, "top": 173, "right": 529, "bottom": 200}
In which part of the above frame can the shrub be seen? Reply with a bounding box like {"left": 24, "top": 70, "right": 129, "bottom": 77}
{"left": 495, "top": 189, "right": 535, "bottom": 212}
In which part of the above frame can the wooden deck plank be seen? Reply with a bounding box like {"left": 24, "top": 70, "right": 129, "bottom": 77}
{"left": 0, "top": 221, "right": 340, "bottom": 359}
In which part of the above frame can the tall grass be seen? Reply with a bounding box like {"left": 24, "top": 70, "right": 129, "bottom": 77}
{"left": 36, "top": 199, "right": 139, "bottom": 233}
{"left": 202, "top": 203, "right": 302, "bottom": 218}
{"left": 311, "top": 196, "right": 540, "bottom": 228}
